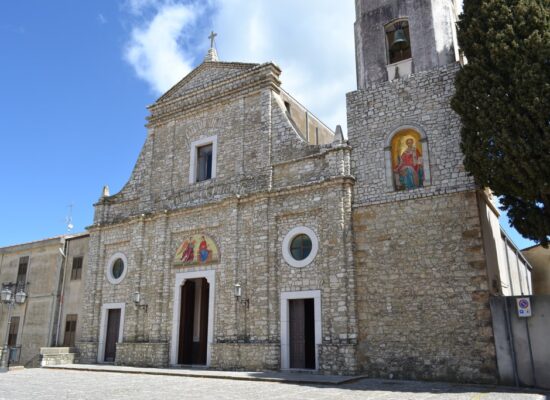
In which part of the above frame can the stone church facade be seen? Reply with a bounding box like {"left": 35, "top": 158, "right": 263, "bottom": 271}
{"left": 73, "top": 0, "right": 531, "bottom": 383}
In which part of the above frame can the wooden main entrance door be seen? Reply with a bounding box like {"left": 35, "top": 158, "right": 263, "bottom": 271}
{"left": 178, "top": 278, "right": 209, "bottom": 365}
{"left": 104, "top": 308, "right": 121, "bottom": 362}
{"left": 289, "top": 298, "right": 315, "bottom": 369}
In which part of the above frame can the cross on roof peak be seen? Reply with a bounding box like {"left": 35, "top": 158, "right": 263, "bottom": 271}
{"left": 208, "top": 31, "right": 217, "bottom": 48}
{"left": 204, "top": 31, "right": 219, "bottom": 62}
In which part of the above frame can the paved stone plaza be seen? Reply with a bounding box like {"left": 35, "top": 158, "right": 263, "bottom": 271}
{"left": 0, "top": 369, "right": 546, "bottom": 400}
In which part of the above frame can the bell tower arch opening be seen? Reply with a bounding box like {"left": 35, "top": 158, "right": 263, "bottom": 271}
{"left": 385, "top": 19, "right": 411, "bottom": 65}
{"left": 354, "top": 0, "right": 461, "bottom": 87}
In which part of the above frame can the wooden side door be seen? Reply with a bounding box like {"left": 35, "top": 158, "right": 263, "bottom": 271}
{"left": 178, "top": 280, "right": 196, "bottom": 365}
{"left": 303, "top": 298, "right": 316, "bottom": 369}
{"left": 104, "top": 309, "right": 121, "bottom": 362}
{"left": 289, "top": 299, "right": 306, "bottom": 368}
{"left": 196, "top": 279, "right": 209, "bottom": 365}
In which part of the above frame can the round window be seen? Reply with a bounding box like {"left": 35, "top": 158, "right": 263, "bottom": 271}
{"left": 282, "top": 227, "right": 319, "bottom": 268}
{"left": 112, "top": 258, "right": 125, "bottom": 279}
{"left": 290, "top": 234, "right": 312, "bottom": 261}
{"left": 105, "top": 252, "right": 128, "bottom": 285}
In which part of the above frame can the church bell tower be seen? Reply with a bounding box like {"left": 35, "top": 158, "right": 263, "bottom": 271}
{"left": 347, "top": 0, "right": 498, "bottom": 384}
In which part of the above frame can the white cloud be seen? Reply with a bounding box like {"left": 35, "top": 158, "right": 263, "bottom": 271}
{"left": 213, "top": 0, "right": 356, "bottom": 130}
{"left": 124, "top": 3, "right": 199, "bottom": 94}
{"left": 122, "top": 0, "right": 356, "bottom": 130}
{"left": 98, "top": 14, "right": 107, "bottom": 24}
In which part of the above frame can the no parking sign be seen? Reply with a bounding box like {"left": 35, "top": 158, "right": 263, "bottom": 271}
{"left": 516, "top": 297, "right": 532, "bottom": 318}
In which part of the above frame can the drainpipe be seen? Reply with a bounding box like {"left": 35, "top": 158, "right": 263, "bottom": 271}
{"left": 503, "top": 238, "right": 514, "bottom": 295}
{"left": 514, "top": 248, "right": 525, "bottom": 296}
{"left": 55, "top": 238, "right": 69, "bottom": 346}
{"left": 503, "top": 298, "right": 519, "bottom": 387}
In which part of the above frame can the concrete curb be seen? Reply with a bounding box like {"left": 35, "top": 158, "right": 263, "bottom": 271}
{"left": 44, "top": 364, "right": 365, "bottom": 385}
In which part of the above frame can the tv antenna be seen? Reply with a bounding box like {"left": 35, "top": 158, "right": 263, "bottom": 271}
{"left": 65, "top": 204, "right": 74, "bottom": 232}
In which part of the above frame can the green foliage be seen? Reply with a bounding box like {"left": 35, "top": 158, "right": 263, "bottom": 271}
{"left": 451, "top": 0, "right": 550, "bottom": 246}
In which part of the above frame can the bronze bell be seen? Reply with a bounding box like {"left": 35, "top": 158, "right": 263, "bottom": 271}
{"left": 391, "top": 27, "right": 408, "bottom": 50}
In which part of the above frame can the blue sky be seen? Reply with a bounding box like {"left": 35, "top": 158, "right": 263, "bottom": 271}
{"left": 0, "top": 0, "right": 535, "bottom": 250}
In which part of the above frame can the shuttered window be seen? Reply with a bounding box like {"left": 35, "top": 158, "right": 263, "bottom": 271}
{"left": 63, "top": 315, "right": 77, "bottom": 347}
{"left": 17, "top": 257, "right": 28, "bottom": 287}
{"left": 8, "top": 316, "right": 20, "bottom": 346}
{"left": 71, "top": 257, "right": 83, "bottom": 280}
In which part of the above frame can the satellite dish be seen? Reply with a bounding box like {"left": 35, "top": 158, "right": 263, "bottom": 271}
{"left": 67, "top": 223, "right": 74, "bottom": 232}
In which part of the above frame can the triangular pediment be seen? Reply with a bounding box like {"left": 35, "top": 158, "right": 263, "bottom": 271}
{"left": 156, "top": 61, "right": 260, "bottom": 103}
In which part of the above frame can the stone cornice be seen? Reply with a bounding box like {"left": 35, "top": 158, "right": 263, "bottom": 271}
{"left": 146, "top": 63, "right": 282, "bottom": 128}
{"left": 272, "top": 143, "right": 352, "bottom": 168}
{"left": 87, "top": 175, "right": 355, "bottom": 232}
{"left": 156, "top": 61, "right": 261, "bottom": 103}
{"left": 352, "top": 185, "right": 478, "bottom": 209}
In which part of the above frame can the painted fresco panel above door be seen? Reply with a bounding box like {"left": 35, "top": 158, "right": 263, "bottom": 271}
{"left": 173, "top": 234, "right": 219, "bottom": 267}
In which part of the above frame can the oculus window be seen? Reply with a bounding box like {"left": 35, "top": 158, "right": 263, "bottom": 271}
{"left": 290, "top": 234, "right": 312, "bottom": 261}
{"left": 112, "top": 259, "right": 125, "bottom": 279}
{"left": 282, "top": 227, "right": 319, "bottom": 268}
{"left": 105, "top": 253, "right": 128, "bottom": 285}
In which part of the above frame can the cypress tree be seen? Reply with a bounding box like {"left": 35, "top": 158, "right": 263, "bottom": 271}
{"left": 451, "top": 0, "right": 550, "bottom": 246}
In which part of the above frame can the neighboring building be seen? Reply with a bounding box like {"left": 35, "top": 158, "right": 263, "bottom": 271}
{"left": 478, "top": 198, "right": 533, "bottom": 297}
{"left": 522, "top": 245, "right": 550, "bottom": 295}
{"left": 0, "top": 233, "right": 89, "bottom": 367}
{"left": 58, "top": 234, "right": 90, "bottom": 348}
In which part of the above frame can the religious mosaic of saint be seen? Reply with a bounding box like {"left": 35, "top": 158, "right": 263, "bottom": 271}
{"left": 391, "top": 130, "right": 424, "bottom": 190}
{"left": 174, "top": 234, "right": 219, "bottom": 266}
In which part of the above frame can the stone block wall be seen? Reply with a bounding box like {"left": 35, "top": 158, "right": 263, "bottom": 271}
{"left": 347, "top": 59, "right": 498, "bottom": 383}
{"left": 318, "top": 344, "right": 357, "bottom": 375}
{"left": 353, "top": 191, "right": 497, "bottom": 383}
{"left": 116, "top": 342, "right": 169, "bottom": 368}
{"left": 74, "top": 341, "right": 98, "bottom": 364}
{"left": 82, "top": 173, "right": 356, "bottom": 372}
{"left": 39, "top": 347, "right": 76, "bottom": 366}
{"left": 210, "top": 343, "right": 279, "bottom": 371}
{"left": 347, "top": 63, "right": 475, "bottom": 208}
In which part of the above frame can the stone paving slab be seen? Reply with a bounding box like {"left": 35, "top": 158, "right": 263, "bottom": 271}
{"left": 0, "top": 368, "right": 548, "bottom": 400}
{"left": 45, "top": 363, "right": 360, "bottom": 384}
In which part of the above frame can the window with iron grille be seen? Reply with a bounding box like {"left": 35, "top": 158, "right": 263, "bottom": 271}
{"left": 8, "top": 316, "right": 20, "bottom": 346}
{"left": 63, "top": 314, "right": 77, "bottom": 347}
{"left": 71, "top": 256, "right": 83, "bottom": 280}
{"left": 17, "top": 257, "right": 28, "bottom": 287}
